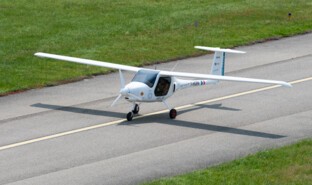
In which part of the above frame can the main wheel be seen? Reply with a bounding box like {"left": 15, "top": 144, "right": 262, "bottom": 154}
{"left": 127, "top": 112, "right": 134, "bottom": 121}
{"left": 133, "top": 104, "right": 140, "bottom": 114}
{"left": 169, "top": 109, "right": 177, "bottom": 119}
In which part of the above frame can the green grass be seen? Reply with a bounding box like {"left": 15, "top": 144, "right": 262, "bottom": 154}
{"left": 143, "top": 139, "right": 312, "bottom": 185}
{"left": 1, "top": 0, "right": 312, "bottom": 94}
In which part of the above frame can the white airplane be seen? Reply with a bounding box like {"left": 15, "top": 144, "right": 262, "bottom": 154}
{"left": 35, "top": 46, "right": 291, "bottom": 121}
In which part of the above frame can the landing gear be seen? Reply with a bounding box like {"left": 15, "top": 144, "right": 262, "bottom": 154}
{"left": 163, "top": 100, "right": 177, "bottom": 119}
{"left": 126, "top": 103, "right": 139, "bottom": 121}
{"left": 127, "top": 112, "right": 134, "bottom": 121}
{"left": 126, "top": 102, "right": 177, "bottom": 121}
{"left": 169, "top": 109, "right": 177, "bottom": 119}
{"left": 133, "top": 104, "right": 140, "bottom": 114}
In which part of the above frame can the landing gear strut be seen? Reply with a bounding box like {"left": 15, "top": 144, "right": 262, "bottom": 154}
{"left": 126, "top": 103, "right": 139, "bottom": 121}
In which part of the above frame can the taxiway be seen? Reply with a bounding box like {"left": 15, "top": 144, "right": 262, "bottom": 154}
{"left": 0, "top": 33, "right": 311, "bottom": 185}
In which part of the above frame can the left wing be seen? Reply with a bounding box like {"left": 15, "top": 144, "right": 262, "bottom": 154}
{"left": 35, "top": 52, "right": 141, "bottom": 72}
{"left": 160, "top": 71, "right": 292, "bottom": 87}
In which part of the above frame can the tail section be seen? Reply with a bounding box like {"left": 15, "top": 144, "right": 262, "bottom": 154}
{"left": 211, "top": 51, "right": 225, "bottom": 76}
{"left": 195, "top": 46, "right": 245, "bottom": 76}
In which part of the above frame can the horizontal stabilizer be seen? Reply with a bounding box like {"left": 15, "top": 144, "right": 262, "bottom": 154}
{"left": 195, "top": 46, "right": 246, "bottom": 54}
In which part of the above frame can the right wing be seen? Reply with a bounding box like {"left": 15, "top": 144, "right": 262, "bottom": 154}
{"left": 160, "top": 70, "right": 292, "bottom": 87}
{"left": 34, "top": 52, "right": 141, "bottom": 72}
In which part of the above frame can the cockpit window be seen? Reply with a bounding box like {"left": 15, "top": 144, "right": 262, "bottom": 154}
{"left": 132, "top": 69, "right": 159, "bottom": 88}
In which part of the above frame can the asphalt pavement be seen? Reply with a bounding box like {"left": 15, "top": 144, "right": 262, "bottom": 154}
{"left": 0, "top": 33, "right": 311, "bottom": 185}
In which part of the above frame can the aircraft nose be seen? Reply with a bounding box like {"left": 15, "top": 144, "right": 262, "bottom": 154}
{"left": 120, "top": 87, "right": 129, "bottom": 96}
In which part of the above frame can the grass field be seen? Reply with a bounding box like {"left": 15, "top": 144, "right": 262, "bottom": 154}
{"left": 143, "top": 139, "right": 312, "bottom": 185}
{"left": 1, "top": 0, "right": 312, "bottom": 94}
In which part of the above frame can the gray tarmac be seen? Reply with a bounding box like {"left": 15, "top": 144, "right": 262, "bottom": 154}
{"left": 0, "top": 33, "right": 311, "bottom": 185}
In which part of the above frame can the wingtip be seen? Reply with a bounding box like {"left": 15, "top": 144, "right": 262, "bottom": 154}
{"left": 34, "top": 52, "right": 43, "bottom": 57}
{"left": 282, "top": 82, "right": 292, "bottom": 88}
{"left": 34, "top": 52, "right": 51, "bottom": 58}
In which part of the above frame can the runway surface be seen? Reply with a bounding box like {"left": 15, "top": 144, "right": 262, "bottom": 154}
{"left": 0, "top": 33, "right": 311, "bottom": 185}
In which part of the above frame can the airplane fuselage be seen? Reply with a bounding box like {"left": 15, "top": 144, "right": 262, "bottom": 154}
{"left": 123, "top": 69, "right": 218, "bottom": 103}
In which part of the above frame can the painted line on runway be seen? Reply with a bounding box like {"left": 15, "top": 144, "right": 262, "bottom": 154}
{"left": 0, "top": 119, "right": 127, "bottom": 151}
{"left": 0, "top": 76, "right": 311, "bottom": 151}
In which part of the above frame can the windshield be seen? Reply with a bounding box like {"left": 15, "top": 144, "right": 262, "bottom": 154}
{"left": 132, "top": 69, "right": 159, "bottom": 88}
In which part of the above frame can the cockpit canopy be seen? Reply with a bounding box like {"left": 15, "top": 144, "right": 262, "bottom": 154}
{"left": 132, "top": 69, "right": 159, "bottom": 88}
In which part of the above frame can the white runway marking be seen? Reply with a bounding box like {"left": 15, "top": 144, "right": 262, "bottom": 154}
{"left": 0, "top": 77, "right": 311, "bottom": 151}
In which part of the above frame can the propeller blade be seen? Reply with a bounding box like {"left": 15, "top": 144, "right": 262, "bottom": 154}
{"left": 119, "top": 70, "right": 125, "bottom": 88}
{"left": 111, "top": 94, "right": 122, "bottom": 107}
{"left": 111, "top": 71, "right": 127, "bottom": 107}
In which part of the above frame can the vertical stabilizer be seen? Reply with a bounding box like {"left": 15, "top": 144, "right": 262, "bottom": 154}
{"left": 211, "top": 51, "right": 225, "bottom": 76}
{"left": 194, "top": 46, "right": 246, "bottom": 76}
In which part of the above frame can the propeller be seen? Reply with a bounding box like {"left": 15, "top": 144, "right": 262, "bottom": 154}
{"left": 111, "top": 70, "right": 142, "bottom": 107}
{"left": 111, "top": 94, "right": 122, "bottom": 107}
{"left": 111, "top": 70, "right": 126, "bottom": 107}
{"left": 119, "top": 69, "right": 125, "bottom": 88}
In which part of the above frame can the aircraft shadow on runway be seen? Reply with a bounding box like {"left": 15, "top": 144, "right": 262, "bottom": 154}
{"left": 32, "top": 103, "right": 285, "bottom": 139}
{"left": 178, "top": 103, "right": 241, "bottom": 116}
{"left": 31, "top": 103, "right": 125, "bottom": 118}
{"left": 119, "top": 114, "right": 286, "bottom": 139}
{"left": 31, "top": 103, "right": 238, "bottom": 120}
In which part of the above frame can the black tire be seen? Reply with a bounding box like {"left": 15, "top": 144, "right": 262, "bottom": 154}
{"left": 169, "top": 109, "right": 177, "bottom": 119}
{"left": 127, "top": 112, "right": 133, "bottom": 121}
{"left": 133, "top": 104, "right": 139, "bottom": 114}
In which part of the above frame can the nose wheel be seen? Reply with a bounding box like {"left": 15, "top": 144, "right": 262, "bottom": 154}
{"left": 127, "top": 112, "right": 134, "bottom": 121}
{"left": 133, "top": 104, "right": 140, "bottom": 114}
{"left": 126, "top": 104, "right": 140, "bottom": 121}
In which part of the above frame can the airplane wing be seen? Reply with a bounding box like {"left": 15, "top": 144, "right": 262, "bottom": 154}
{"left": 35, "top": 52, "right": 291, "bottom": 87}
{"left": 160, "top": 71, "right": 292, "bottom": 87}
{"left": 34, "top": 52, "right": 141, "bottom": 72}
